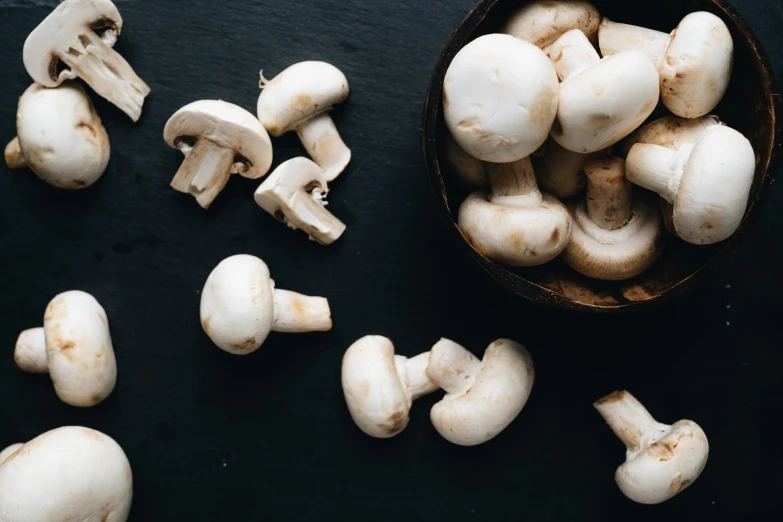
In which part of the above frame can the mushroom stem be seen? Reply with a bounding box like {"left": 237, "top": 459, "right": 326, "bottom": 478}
{"left": 489, "top": 157, "right": 543, "bottom": 207}
{"left": 272, "top": 289, "right": 332, "bottom": 333}
{"left": 598, "top": 18, "right": 670, "bottom": 66}
{"left": 403, "top": 352, "right": 439, "bottom": 400}
{"left": 584, "top": 157, "right": 632, "bottom": 230}
{"left": 426, "top": 339, "right": 482, "bottom": 395}
{"left": 14, "top": 327, "right": 48, "bottom": 374}
{"left": 170, "top": 139, "right": 236, "bottom": 210}
{"left": 626, "top": 143, "right": 691, "bottom": 204}
{"left": 4, "top": 137, "right": 26, "bottom": 169}
{"left": 594, "top": 391, "right": 669, "bottom": 453}
{"left": 548, "top": 29, "right": 601, "bottom": 82}
{"left": 296, "top": 113, "right": 351, "bottom": 182}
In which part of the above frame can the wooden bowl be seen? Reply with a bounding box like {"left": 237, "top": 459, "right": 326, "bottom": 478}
{"left": 421, "top": 0, "right": 781, "bottom": 312}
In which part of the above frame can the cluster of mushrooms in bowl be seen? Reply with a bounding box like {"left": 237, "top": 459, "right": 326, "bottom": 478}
{"left": 423, "top": 0, "right": 780, "bottom": 311}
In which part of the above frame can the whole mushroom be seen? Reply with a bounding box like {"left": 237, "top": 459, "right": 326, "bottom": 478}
{"left": 442, "top": 132, "right": 489, "bottom": 188}
{"left": 0, "top": 444, "right": 23, "bottom": 466}
{"left": 15, "top": 291, "right": 117, "bottom": 407}
{"left": 533, "top": 139, "right": 611, "bottom": 199}
{"left": 594, "top": 391, "right": 709, "bottom": 504}
{"left": 5, "top": 82, "right": 109, "bottom": 189}
{"left": 0, "top": 426, "right": 133, "bottom": 521}
{"left": 619, "top": 114, "right": 722, "bottom": 158}
{"left": 502, "top": 0, "right": 601, "bottom": 49}
{"left": 200, "top": 255, "right": 332, "bottom": 355}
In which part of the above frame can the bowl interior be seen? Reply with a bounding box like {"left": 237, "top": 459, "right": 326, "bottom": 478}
{"left": 422, "top": 0, "right": 779, "bottom": 311}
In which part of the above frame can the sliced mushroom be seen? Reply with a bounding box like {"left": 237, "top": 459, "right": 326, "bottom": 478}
{"left": 164, "top": 100, "right": 273, "bottom": 209}
{"left": 23, "top": 0, "right": 150, "bottom": 121}
{"left": 619, "top": 114, "right": 722, "bottom": 158}
{"left": 254, "top": 158, "right": 346, "bottom": 245}
{"left": 502, "top": 1, "right": 601, "bottom": 49}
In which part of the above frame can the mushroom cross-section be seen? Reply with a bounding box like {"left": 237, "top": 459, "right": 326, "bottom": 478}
{"left": 23, "top": 0, "right": 150, "bottom": 121}
{"left": 0, "top": 427, "right": 133, "bottom": 521}
{"left": 164, "top": 100, "right": 273, "bottom": 209}
{"left": 200, "top": 255, "right": 332, "bottom": 355}
{"left": 599, "top": 12, "right": 734, "bottom": 118}
{"left": 257, "top": 61, "right": 351, "bottom": 182}
{"left": 502, "top": 1, "right": 601, "bottom": 50}
{"left": 342, "top": 336, "right": 438, "bottom": 439}
{"left": 594, "top": 391, "right": 709, "bottom": 504}
{"left": 14, "top": 291, "right": 117, "bottom": 408}
{"left": 255, "top": 157, "right": 346, "bottom": 245}
{"left": 618, "top": 114, "right": 722, "bottom": 158}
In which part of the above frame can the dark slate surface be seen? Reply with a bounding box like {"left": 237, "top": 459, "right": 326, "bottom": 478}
{"left": 0, "top": 0, "right": 781, "bottom": 520}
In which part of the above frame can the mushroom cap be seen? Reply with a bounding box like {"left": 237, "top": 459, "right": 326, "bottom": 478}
{"left": 562, "top": 197, "right": 665, "bottom": 281}
{"left": 619, "top": 114, "right": 722, "bottom": 158}
{"left": 458, "top": 191, "right": 572, "bottom": 267}
{"left": 660, "top": 12, "right": 733, "bottom": 119}
{"left": 444, "top": 34, "right": 559, "bottom": 163}
{"left": 200, "top": 255, "right": 275, "bottom": 355}
{"left": 617, "top": 420, "right": 709, "bottom": 504}
{"left": 342, "top": 336, "right": 413, "bottom": 438}
{"left": 552, "top": 50, "right": 660, "bottom": 154}
{"left": 23, "top": 0, "right": 122, "bottom": 87}
{"left": 502, "top": 1, "right": 601, "bottom": 48}
{"left": 0, "top": 427, "right": 132, "bottom": 521}
{"left": 43, "top": 291, "right": 117, "bottom": 407}
{"left": 0, "top": 444, "right": 23, "bottom": 466}
{"left": 164, "top": 100, "right": 273, "bottom": 180}
{"left": 257, "top": 61, "right": 349, "bottom": 136}
{"left": 674, "top": 125, "right": 755, "bottom": 244}
{"left": 430, "top": 339, "right": 534, "bottom": 446}
{"left": 442, "top": 132, "right": 489, "bottom": 188}
{"left": 16, "top": 82, "right": 110, "bottom": 189}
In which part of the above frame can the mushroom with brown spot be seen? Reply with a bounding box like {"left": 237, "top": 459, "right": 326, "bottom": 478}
{"left": 618, "top": 114, "right": 722, "bottom": 158}
{"left": 502, "top": 1, "right": 601, "bottom": 49}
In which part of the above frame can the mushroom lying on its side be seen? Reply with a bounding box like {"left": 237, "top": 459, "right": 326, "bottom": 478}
{"left": 502, "top": 0, "right": 601, "bottom": 49}
{"left": 0, "top": 427, "right": 133, "bottom": 521}
{"left": 594, "top": 391, "right": 709, "bottom": 504}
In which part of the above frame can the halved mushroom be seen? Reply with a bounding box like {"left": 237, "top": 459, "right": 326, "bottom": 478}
{"left": 258, "top": 61, "right": 351, "bottom": 181}
{"left": 599, "top": 12, "right": 733, "bottom": 118}
{"left": 200, "top": 255, "right": 332, "bottom": 355}
{"left": 595, "top": 391, "right": 709, "bottom": 504}
{"left": 502, "top": 1, "right": 601, "bottom": 49}
{"left": 428, "top": 338, "right": 534, "bottom": 446}
{"left": 23, "top": 0, "right": 150, "bottom": 121}
{"left": 458, "top": 157, "right": 572, "bottom": 267}
{"left": 562, "top": 157, "right": 665, "bottom": 280}
{"left": 6, "top": 82, "right": 109, "bottom": 189}
{"left": 618, "top": 114, "right": 722, "bottom": 158}
{"left": 254, "top": 158, "right": 346, "bottom": 245}
{"left": 15, "top": 291, "right": 117, "bottom": 408}
{"left": 0, "top": 427, "right": 133, "bottom": 521}
{"left": 549, "top": 29, "right": 660, "bottom": 154}
{"left": 164, "top": 100, "right": 273, "bottom": 209}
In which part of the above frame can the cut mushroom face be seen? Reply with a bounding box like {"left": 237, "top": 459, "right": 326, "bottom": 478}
{"left": 443, "top": 132, "right": 489, "bottom": 188}
{"left": 6, "top": 82, "right": 110, "bottom": 189}
{"left": 599, "top": 12, "right": 734, "bottom": 118}
{"left": 342, "top": 336, "right": 438, "bottom": 438}
{"left": 562, "top": 157, "right": 665, "bottom": 281}
{"left": 23, "top": 0, "right": 150, "bottom": 121}
{"left": 619, "top": 114, "right": 722, "bottom": 158}
{"left": 626, "top": 125, "right": 755, "bottom": 245}
{"left": 595, "top": 391, "right": 709, "bottom": 504}
{"left": 444, "top": 34, "right": 559, "bottom": 163}
{"left": 0, "top": 444, "right": 23, "bottom": 466}
{"left": 428, "top": 339, "right": 534, "bottom": 446}
{"left": 0, "top": 427, "right": 133, "bottom": 520}
{"left": 458, "top": 157, "right": 572, "bottom": 267}
{"left": 164, "top": 100, "right": 273, "bottom": 209}
{"left": 254, "top": 158, "right": 346, "bottom": 245}
{"left": 502, "top": 1, "right": 601, "bottom": 49}
{"left": 549, "top": 30, "right": 660, "bottom": 154}
{"left": 14, "top": 291, "right": 116, "bottom": 407}
{"left": 257, "top": 61, "right": 351, "bottom": 182}
{"left": 200, "top": 255, "right": 332, "bottom": 355}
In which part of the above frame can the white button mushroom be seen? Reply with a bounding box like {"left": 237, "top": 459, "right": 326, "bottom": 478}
{"left": 599, "top": 12, "right": 733, "bottom": 118}
{"left": 442, "top": 132, "right": 489, "bottom": 188}
{"left": 548, "top": 29, "right": 660, "bottom": 154}
{"left": 342, "top": 336, "right": 438, "bottom": 438}
{"left": 502, "top": 1, "right": 601, "bottom": 49}
{"left": 0, "top": 426, "right": 133, "bottom": 521}
{"left": 562, "top": 157, "right": 665, "bottom": 280}
{"left": 0, "top": 444, "right": 23, "bottom": 466}
{"left": 5, "top": 82, "right": 110, "bottom": 190}
{"left": 444, "top": 34, "right": 559, "bottom": 163}
{"left": 458, "top": 157, "right": 572, "bottom": 267}
{"left": 594, "top": 391, "right": 709, "bottom": 504}
{"left": 23, "top": 0, "right": 150, "bottom": 121}
{"left": 619, "top": 114, "right": 722, "bottom": 158}
{"left": 254, "top": 157, "right": 346, "bottom": 245}
{"left": 15, "top": 291, "right": 117, "bottom": 408}
{"left": 626, "top": 125, "right": 755, "bottom": 245}
{"left": 164, "top": 100, "right": 273, "bottom": 209}
{"left": 427, "top": 338, "right": 534, "bottom": 447}
{"left": 533, "top": 139, "right": 607, "bottom": 199}
{"left": 200, "top": 255, "right": 332, "bottom": 355}
{"left": 257, "top": 62, "right": 351, "bottom": 182}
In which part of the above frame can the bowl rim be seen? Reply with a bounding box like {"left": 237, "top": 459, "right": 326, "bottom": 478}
{"left": 420, "top": 0, "right": 782, "bottom": 313}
